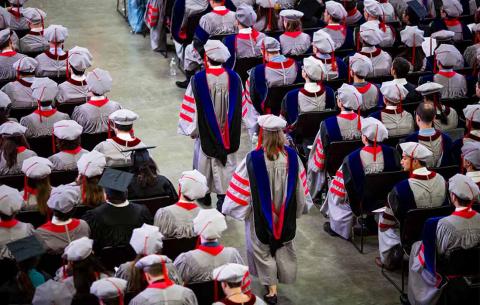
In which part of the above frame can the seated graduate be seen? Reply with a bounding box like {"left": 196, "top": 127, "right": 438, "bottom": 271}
{"left": 93, "top": 109, "right": 145, "bottom": 167}
{"left": 35, "top": 24, "right": 69, "bottom": 79}
{"left": 34, "top": 185, "right": 90, "bottom": 255}
{"left": 0, "top": 235, "right": 49, "bottom": 304}
{"left": 281, "top": 57, "right": 335, "bottom": 128}
{"left": 127, "top": 147, "right": 178, "bottom": 200}
{"left": 130, "top": 254, "right": 198, "bottom": 305}
{"left": 389, "top": 57, "right": 423, "bottom": 104}
{"left": 323, "top": 118, "right": 401, "bottom": 239}
{"left": 279, "top": 9, "right": 311, "bottom": 56}
{"left": 344, "top": 0, "right": 364, "bottom": 26}
{"left": 254, "top": 0, "right": 282, "bottom": 32}
{"left": 452, "top": 104, "right": 480, "bottom": 162}
{"left": 310, "top": 29, "right": 348, "bottom": 80}
{"left": 32, "top": 279, "right": 74, "bottom": 305}
{"left": 357, "top": 20, "right": 393, "bottom": 77}
{"left": 82, "top": 168, "right": 152, "bottom": 252}
{"left": 0, "top": 29, "right": 26, "bottom": 82}
{"left": 75, "top": 150, "right": 107, "bottom": 208}
{"left": 48, "top": 120, "right": 88, "bottom": 171}
{"left": 377, "top": 142, "right": 447, "bottom": 270}
{"left": 90, "top": 277, "right": 127, "bottom": 305}
{"left": 363, "top": 0, "right": 396, "bottom": 47}
{"left": 398, "top": 26, "right": 426, "bottom": 72}
{"left": 2, "top": 57, "right": 39, "bottom": 109}
{"left": 405, "top": 102, "right": 453, "bottom": 167}
{"left": 378, "top": 0, "right": 398, "bottom": 22}
{"left": 115, "top": 224, "right": 181, "bottom": 295}
{"left": 174, "top": 209, "right": 244, "bottom": 284}
{"left": 430, "top": 44, "right": 467, "bottom": 99}
{"left": 424, "top": 30, "right": 465, "bottom": 71}
{"left": 464, "top": 24, "right": 480, "bottom": 68}
{"left": 307, "top": 84, "right": 364, "bottom": 200}
{"left": 0, "top": 185, "right": 34, "bottom": 259}
{"left": 349, "top": 53, "right": 380, "bottom": 111}
{"left": 0, "top": 91, "right": 12, "bottom": 124}
{"left": 72, "top": 67, "right": 121, "bottom": 134}
{"left": 21, "top": 156, "right": 53, "bottom": 215}
{"left": 321, "top": 1, "right": 350, "bottom": 49}
{"left": 430, "top": 0, "right": 472, "bottom": 42}
{"left": 416, "top": 82, "right": 458, "bottom": 131}
{"left": 56, "top": 46, "right": 92, "bottom": 105}
{"left": 212, "top": 263, "right": 260, "bottom": 305}
{"left": 154, "top": 169, "right": 208, "bottom": 239}
{"left": 2, "top": 0, "right": 30, "bottom": 31}
{"left": 407, "top": 174, "right": 480, "bottom": 305}
{"left": 401, "top": 0, "right": 429, "bottom": 29}
{"left": 19, "top": 8, "right": 48, "bottom": 54}
{"left": 370, "top": 81, "right": 415, "bottom": 137}
{"left": 0, "top": 121, "right": 37, "bottom": 175}
{"left": 461, "top": 142, "right": 480, "bottom": 186}
{"left": 20, "top": 77, "right": 70, "bottom": 138}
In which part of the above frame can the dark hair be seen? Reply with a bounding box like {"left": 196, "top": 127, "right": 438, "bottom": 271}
{"left": 105, "top": 189, "right": 128, "bottom": 204}
{"left": 344, "top": 0, "right": 357, "bottom": 11}
{"left": 0, "top": 106, "right": 11, "bottom": 124}
{"left": 80, "top": 175, "right": 104, "bottom": 207}
{"left": 39, "top": 100, "right": 53, "bottom": 107}
{"left": 0, "top": 135, "right": 29, "bottom": 168}
{"left": 72, "top": 255, "right": 109, "bottom": 297}
{"left": 26, "top": 177, "right": 51, "bottom": 216}
{"left": 0, "top": 38, "right": 10, "bottom": 50}
{"left": 404, "top": 6, "right": 420, "bottom": 25}
{"left": 52, "top": 208, "right": 75, "bottom": 222}
{"left": 114, "top": 123, "right": 133, "bottom": 132}
{"left": 15, "top": 257, "right": 40, "bottom": 303}
{"left": 455, "top": 195, "right": 474, "bottom": 207}
{"left": 0, "top": 212, "right": 14, "bottom": 221}
{"left": 366, "top": 138, "right": 383, "bottom": 146}
{"left": 424, "top": 96, "right": 448, "bottom": 125}
{"left": 225, "top": 281, "right": 242, "bottom": 288}
{"left": 418, "top": 160, "right": 427, "bottom": 167}
{"left": 416, "top": 102, "right": 435, "bottom": 124}
{"left": 128, "top": 254, "right": 148, "bottom": 293}
{"left": 207, "top": 59, "right": 223, "bottom": 67}
{"left": 397, "top": 48, "right": 425, "bottom": 72}
{"left": 132, "top": 157, "right": 158, "bottom": 189}
{"left": 102, "top": 297, "right": 122, "bottom": 305}
{"left": 256, "top": 7, "right": 280, "bottom": 31}
{"left": 144, "top": 264, "right": 164, "bottom": 277}
{"left": 392, "top": 57, "right": 410, "bottom": 78}
{"left": 285, "top": 19, "right": 302, "bottom": 32}
{"left": 56, "top": 138, "right": 80, "bottom": 151}
{"left": 70, "top": 66, "right": 85, "bottom": 76}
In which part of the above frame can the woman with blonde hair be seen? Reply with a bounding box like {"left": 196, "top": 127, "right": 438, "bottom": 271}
{"left": 21, "top": 156, "right": 53, "bottom": 216}
{"left": 76, "top": 150, "right": 107, "bottom": 208}
{"left": 279, "top": 9, "right": 311, "bottom": 56}
{"left": 222, "top": 115, "right": 313, "bottom": 305}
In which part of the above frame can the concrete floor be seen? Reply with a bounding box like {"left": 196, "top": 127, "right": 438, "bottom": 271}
{"left": 31, "top": 0, "right": 401, "bottom": 303}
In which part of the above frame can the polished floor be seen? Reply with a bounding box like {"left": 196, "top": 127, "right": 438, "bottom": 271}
{"left": 32, "top": 0, "right": 400, "bottom": 304}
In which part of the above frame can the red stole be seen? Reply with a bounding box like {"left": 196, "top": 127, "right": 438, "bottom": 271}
{"left": 197, "top": 244, "right": 225, "bottom": 256}
{"left": 39, "top": 219, "right": 81, "bottom": 233}
{"left": 176, "top": 201, "right": 198, "bottom": 210}
{"left": 0, "top": 219, "right": 19, "bottom": 228}
{"left": 87, "top": 98, "right": 110, "bottom": 107}
{"left": 34, "top": 109, "right": 57, "bottom": 118}
{"left": 62, "top": 146, "right": 82, "bottom": 154}
{"left": 452, "top": 207, "right": 477, "bottom": 219}
{"left": 147, "top": 279, "right": 174, "bottom": 289}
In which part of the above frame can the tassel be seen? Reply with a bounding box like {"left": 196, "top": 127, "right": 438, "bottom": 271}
{"left": 23, "top": 175, "right": 28, "bottom": 201}
{"left": 348, "top": 63, "right": 351, "bottom": 83}
{"left": 411, "top": 40, "right": 416, "bottom": 67}
{"left": 356, "top": 31, "right": 360, "bottom": 51}
{"left": 357, "top": 108, "right": 361, "bottom": 130}
{"left": 214, "top": 278, "right": 219, "bottom": 301}
{"left": 433, "top": 53, "right": 438, "bottom": 73}
{"left": 143, "top": 236, "right": 149, "bottom": 255}
{"left": 51, "top": 129, "right": 56, "bottom": 154}
{"left": 104, "top": 278, "right": 124, "bottom": 305}
{"left": 331, "top": 51, "right": 337, "bottom": 71}
{"left": 408, "top": 144, "right": 419, "bottom": 178}
{"left": 267, "top": 8, "right": 272, "bottom": 31}
{"left": 81, "top": 175, "right": 87, "bottom": 203}
{"left": 256, "top": 128, "right": 263, "bottom": 150}
{"left": 107, "top": 119, "right": 112, "bottom": 138}
{"left": 62, "top": 258, "right": 68, "bottom": 279}
{"left": 373, "top": 125, "right": 378, "bottom": 162}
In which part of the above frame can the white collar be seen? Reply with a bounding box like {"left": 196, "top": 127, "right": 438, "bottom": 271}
{"left": 412, "top": 167, "right": 431, "bottom": 175}
{"left": 386, "top": 105, "right": 398, "bottom": 110}
{"left": 51, "top": 216, "right": 72, "bottom": 226}
{"left": 90, "top": 95, "right": 106, "bottom": 101}
{"left": 40, "top": 105, "right": 53, "bottom": 111}
{"left": 393, "top": 78, "right": 407, "bottom": 85}
{"left": 213, "top": 6, "right": 226, "bottom": 10}
{"left": 208, "top": 65, "right": 222, "bottom": 69}
{"left": 116, "top": 132, "right": 134, "bottom": 141}
{"left": 455, "top": 206, "right": 471, "bottom": 211}
{"left": 340, "top": 110, "right": 354, "bottom": 114}
{"left": 361, "top": 46, "right": 376, "bottom": 52}
{"left": 1, "top": 47, "right": 13, "bottom": 53}
{"left": 30, "top": 27, "right": 43, "bottom": 33}
{"left": 470, "top": 130, "right": 480, "bottom": 136}
{"left": 71, "top": 74, "right": 86, "bottom": 81}
{"left": 439, "top": 68, "right": 453, "bottom": 72}
{"left": 238, "top": 28, "right": 252, "bottom": 34}
{"left": 107, "top": 200, "right": 129, "bottom": 207}
{"left": 304, "top": 82, "right": 321, "bottom": 93}
{"left": 466, "top": 171, "right": 480, "bottom": 182}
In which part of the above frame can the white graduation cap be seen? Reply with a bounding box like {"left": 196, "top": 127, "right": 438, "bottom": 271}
{"left": 399, "top": 142, "right": 432, "bottom": 162}
{"left": 380, "top": 82, "right": 409, "bottom": 103}
{"left": 0, "top": 185, "right": 23, "bottom": 216}
{"left": 461, "top": 141, "right": 480, "bottom": 168}
{"left": 400, "top": 26, "right": 424, "bottom": 48}
{"left": 325, "top": 1, "right": 347, "bottom": 20}
{"left": 90, "top": 278, "right": 127, "bottom": 301}
{"left": 47, "top": 184, "right": 79, "bottom": 214}
{"left": 86, "top": 68, "right": 112, "bottom": 95}
{"left": 442, "top": 0, "right": 463, "bottom": 17}
{"left": 204, "top": 40, "right": 231, "bottom": 63}
{"left": 257, "top": 114, "right": 286, "bottom": 131}
{"left": 109, "top": 109, "right": 139, "bottom": 125}
{"left": 349, "top": 53, "right": 373, "bottom": 78}
{"left": 63, "top": 237, "right": 93, "bottom": 262}
{"left": 21, "top": 156, "right": 53, "bottom": 179}
{"left": 213, "top": 263, "right": 249, "bottom": 283}
{"left": 179, "top": 169, "right": 209, "bottom": 200}
{"left": 448, "top": 174, "right": 479, "bottom": 201}
{"left": 130, "top": 223, "right": 164, "bottom": 255}
{"left": 193, "top": 209, "right": 227, "bottom": 240}
{"left": 0, "top": 121, "right": 26, "bottom": 137}
{"left": 53, "top": 120, "right": 83, "bottom": 140}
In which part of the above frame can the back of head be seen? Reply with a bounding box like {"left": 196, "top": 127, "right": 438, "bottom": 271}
{"left": 392, "top": 57, "right": 411, "bottom": 78}
{"left": 416, "top": 102, "right": 435, "bottom": 124}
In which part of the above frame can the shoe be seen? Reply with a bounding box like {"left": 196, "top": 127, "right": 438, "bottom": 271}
{"left": 323, "top": 222, "right": 339, "bottom": 237}
{"left": 175, "top": 79, "right": 189, "bottom": 89}
{"left": 375, "top": 257, "right": 384, "bottom": 268}
{"left": 216, "top": 194, "right": 225, "bottom": 213}
{"left": 400, "top": 294, "right": 410, "bottom": 305}
{"left": 197, "top": 193, "right": 211, "bottom": 206}
{"left": 263, "top": 294, "right": 278, "bottom": 305}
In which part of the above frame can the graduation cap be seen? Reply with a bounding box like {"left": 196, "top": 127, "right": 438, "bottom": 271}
{"left": 98, "top": 168, "right": 134, "bottom": 193}
{"left": 407, "top": 0, "right": 427, "bottom": 20}
{"left": 122, "top": 146, "right": 156, "bottom": 164}
{"left": 7, "top": 235, "right": 45, "bottom": 263}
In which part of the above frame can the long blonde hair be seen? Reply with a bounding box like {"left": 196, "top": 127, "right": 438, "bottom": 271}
{"left": 261, "top": 130, "right": 286, "bottom": 161}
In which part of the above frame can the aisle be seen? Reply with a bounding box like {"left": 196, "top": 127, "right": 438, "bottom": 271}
{"left": 31, "top": 1, "right": 400, "bottom": 304}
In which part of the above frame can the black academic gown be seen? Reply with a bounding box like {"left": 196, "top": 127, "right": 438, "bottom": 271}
{"left": 128, "top": 175, "right": 179, "bottom": 201}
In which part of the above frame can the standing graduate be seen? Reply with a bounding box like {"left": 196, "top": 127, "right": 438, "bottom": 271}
{"left": 82, "top": 168, "right": 152, "bottom": 252}
{"left": 35, "top": 24, "right": 69, "bottom": 78}
{"left": 93, "top": 109, "right": 145, "bottom": 167}
{"left": 2, "top": 56, "right": 38, "bottom": 109}
{"left": 222, "top": 115, "right": 312, "bottom": 304}
{"left": 21, "top": 156, "right": 53, "bottom": 215}
{"left": 34, "top": 185, "right": 90, "bottom": 254}
{"left": 310, "top": 30, "right": 348, "bottom": 80}
{"left": 0, "top": 28, "right": 25, "bottom": 82}
{"left": 363, "top": 0, "right": 396, "bottom": 47}
{"left": 416, "top": 82, "right": 458, "bottom": 131}
{"left": 307, "top": 84, "right": 363, "bottom": 200}
{"left": 0, "top": 121, "right": 37, "bottom": 175}
{"left": 154, "top": 169, "right": 208, "bottom": 238}
{"left": 357, "top": 20, "right": 392, "bottom": 77}
{"left": 3, "top": 0, "right": 29, "bottom": 31}
{"left": 20, "top": 77, "right": 70, "bottom": 138}
{"left": 19, "top": 8, "right": 48, "bottom": 54}
{"left": 48, "top": 120, "right": 88, "bottom": 170}
{"left": 90, "top": 277, "right": 127, "bottom": 305}
{"left": 321, "top": 1, "right": 350, "bottom": 49}
{"left": 72, "top": 67, "right": 122, "bottom": 134}
{"left": 349, "top": 53, "right": 380, "bottom": 111}
{"left": 279, "top": 9, "right": 311, "bottom": 56}
{"left": 323, "top": 118, "right": 400, "bottom": 239}
{"left": 56, "top": 46, "right": 92, "bottom": 105}
{"left": 377, "top": 142, "right": 447, "bottom": 270}
{"left": 178, "top": 40, "right": 251, "bottom": 209}
{"left": 144, "top": 0, "right": 167, "bottom": 52}
{"left": 0, "top": 184, "right": 34, "bottom": 259}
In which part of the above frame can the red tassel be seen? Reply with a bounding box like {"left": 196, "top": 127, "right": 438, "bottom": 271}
{"left": 267, "top": 8, "right": 272, "bottom": 31}
{"left": 356, "top": 31, "right": 360, "bottom": 51}
{"left": 23, "top": 175, "right": 28, "bottom": 201}
{"left": 348, "top": 64, "right": 352, "bottom": 83}
{"left": 214, "top": 279, "right": 219, "bottom": 301}
{"left": 357, "top": 108, "right": 361, "bottom": 130}
{"left": 107, "top": 119, "right": 112, "bottom": 138}
{"left": 104, "top": 278, "right": 124, "bottom": 305}
{"left": 373, "top": 125, "right": 378, "bottom": 161}
{"left": 331, "top": 51, "right": 337, "bottom": 72}
{"left": 256, "top": 128, "right": 263, "bottom": 150}
{"left": 411, "top": 40, "right": 416, "bottom": 67}
{"left": 51, "top": 129, "right": 56, "bottom": 154}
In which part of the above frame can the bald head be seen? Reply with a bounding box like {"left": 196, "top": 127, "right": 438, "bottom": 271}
{"left": 416, "top": 102, "right": 435, "bottom": 124}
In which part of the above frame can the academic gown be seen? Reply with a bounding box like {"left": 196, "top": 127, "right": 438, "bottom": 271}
{"left": 19, "top": 31, "right": 49, "bottom": 54}
{"left": 128, "top": 280, "right": 198, "bottom": 305}
{"left": 56, "top": 78, "right": 89, "bottom": 105}
{"left": 48, "top": 147, "right": 89, "bottom": 171}
{"left": 378, "top": 170, "right": 447, "bottom": 266}
{"left": 433, "top": 106, "right": 458, "bottom": 131}
{"left": 430, "top": 18, "right": 472, "bottom": 42}
{"left": 0, "top": 219, "right": 34, "bottom": 259}
{"left": 20, "top": 109, "right": 70, "bottom": 138}
{"left": 2, "top": 78, "right": 37, "bottom": 108}
{"left": 35, "top": 50, "right": 68, "bottom": 78}
{"left": 408, "top": 208, "right": 480, "bottom": 305}
{"left": 0, "top": 51, "right": 25, "bottom": 81}
{"left": 307, "top": 112, "right": 363, "bottom": 199}
{"left": 0, "top": 146, "right": 37, "bottom": 175}
{"left": 93, "top": 136, "right": 146, "bottom": 167}
{"left": 71, "top": 98, "right": 122, "bottom": 134}
{"left": 82, "top": 202, "right": 153, "bottom": 252}
{"left": 173, "top": 243, "right": 244, "bottom": 284}
{"left": 128, "top": 175, "right": 178, "bottom": 200}
{"left": 279, "top": 31, "right": 311, "bottom": 56}
{"left": 145, "top": 0, "right": 167, "bottom": 52}
{"left": 404, "top": 129, "right": 453, "bottom": 167}
{"left": 177, "top": 68, "right": 253, "bottom": 195}
{"left": 463, "top": 44, "right": 480, "bottom": 68}
{"left": 320, "top": 24, "right": 353, "bottom": 50}
{"left": 2, "top": 7, "right": 29, "bottom": 31}
{"left": 326, "top": 145, "right": 400, "bottom": 239}
{"left": 452, "top": 133, "right": 480, "bottom": 164}
{"left": 358, "top": 48, "right": 392, "bottom": 77}
{"left": 154, "top": 202, "right": 201, "bottom": 239}
{"left": 369, "top": 107, "right": 415, "bottom": 137}
{"left": 345, "top": 8, "right": 364, "bottom": 26}
{"left": 433, "top": 70, "right": 467, "bottom": 99}
{"left": 352, "top": 82, "right": 381, "bottom": 111}
{"left": 223, "top": 30, "right": 265, "bottom": 67}
{"left": 309, "top": 54, "right": 348, "bottom": 80}
{"left": 34, "top": 218, "right": 91, "bottom": 254}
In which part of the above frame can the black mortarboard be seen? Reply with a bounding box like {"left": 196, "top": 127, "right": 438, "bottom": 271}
{"left": 98, "top": 168, "right": 134, "bottom": 192}
{"left": 121, "top": 146, "right": 156, "bottom": 164}
{"left": 407, "top": 0, "right": 427, "bottom": 20}
{"left": 7, "top": 235, "right": 45, "bottom": 262}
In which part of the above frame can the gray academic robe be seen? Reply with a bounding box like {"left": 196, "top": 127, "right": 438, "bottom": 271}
{"left": 463, "top": 44, "right": 480, "bottom": 68}
{"left": 199, "top": 9, "right": 236, "bottom": 36}
{"left": 71, "top": 98, "right": 122, "bottom": 134}
{"left": 320, "top": 26, "right": 345, "bottom": 50}
{"left": 34, "top": 219, "right": 91, "bottom": 254}
{"left": 154, "top": 203, "right": 200, "bottom": 239}
{"left": 2, "top": 78, "right": 37, "bottom": 108}
{"left": 115, "top": 256, "right": 182, "bottom": 286}
{"left": 235, "top": 30, "right": 265, "bottom": 58}
{"left": 374, "top": 109, "right": 415, "bottom": 137}
{"left": 0, "top": 51, "right": 25, "bottom": 81}
{"left": 353, "top": 82, "right": 380, "bottom": 111}
{"left": 20, "top": 109, "right": 70, "bottom": 138}
{"left": 48, "top": 148, "right": 89, "bottom": 171}
{"left": 145, "top": 0, "right": 167, "bottom": 51}
{"left": 222, "top": 154, "right": 313, "bottom": 286}
{"left": 434, "top": 106, "right": 458, "bottom": 131}
{"left": 173, "top": 246, "right": 244, "bottom": 284}
{"left": 0, "top": 221, "right": 34, "bottom": 259}
{"left": 434, "top": 71, "right": 467, "bottom": 99}
{"left": 213, "top": 296, "right": 266, "bottom": 305}
{"left": 35, "top": 51, "right": 67, "bottom": 78}
{"left": 56, "top": 79, "right": 89, "bottom": 105}
{"left": 19, "top": 33, "right": 49, "bottom": 54}
{"left": 360, "top": 48, "right": 392, "bottom": 77}
{"left": 279, "top": 32, "right": 311, "bottom": 56}
{"left": 128, "top": 283, "right": 198, "bottom": 305}
{"left": 0, "top": 148, "right": 37, "bottom": 175}
{"left": 297, "top": 87, "right": 329, "bottom": 113}
{"left": 309, "top": 55, "right": 339, "bottom": 80}
{"left": 2, "top": 8, "right": 28, "bottom": 31}
{"left": 415, "top": 132, "right": 447, "bottom": 167}
{"left": 93, "top": 137, "right": 146, "bottom": 167}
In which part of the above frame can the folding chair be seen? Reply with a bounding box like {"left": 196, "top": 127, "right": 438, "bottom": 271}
{"left": 50, "top": 170, "right": 79, "bottom": 186}
{"left": 57, "top": 101, "right": 85, "bottom": 117}
{"left": 263, "top": 83, "right": 303, "bottom": 116}
{"left": 16, "top": 210, "right": 48, "bottom": 228}
{"left": 81, "top": 132, "right": 108, "bottom": 151}
{"left": 130, "top": 196, "right": 176, "bottom": 215}
{"left": 162, "top": 237, "right": 198, "bottom": 261}
{"left": 27, "top": 135, "right": 55, "bottom": 158}
{"left": 325, "top": 139, "right": 364, "bottom": 177}
{"left": 9, "top": 107, "right": 35, "bottom": 121}
{"left": 98, "top": 245, "right": 137, "bottom": 271}
{"left": 0, "top": 173, "right": 24, "bottom": 190}
{"left": 186, "top": 281, "right": 225, "bottom": 305}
